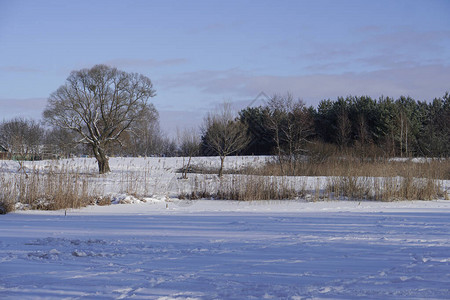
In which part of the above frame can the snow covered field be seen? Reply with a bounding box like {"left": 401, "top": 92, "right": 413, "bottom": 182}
{"left": 1, "top": 157, "right": 450, "bottom": 299}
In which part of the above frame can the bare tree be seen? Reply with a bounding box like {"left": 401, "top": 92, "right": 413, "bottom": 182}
{"left": 355, "top": 113, "right": 372, "bottom": 155}
{"left": 177, "top": 127, "right": 200, "bottom": 179}
{"left": 120, "top": 103, "right": 160, "bottom": 157}
{"left": 0, "top": 118, "right": 44, "bottom": 175}
{"left": 44, "top": 127, "right": 79, "bottom": 159}
{"left": 336, "top": 105, "right": 351, "bottom": 150}
{"left": 43, "top": 65, "right": 156, "bottom": 173}
{"left": 266, "top": 94, "right": 314, "bottom": 175}
{"left": 396, "top": 109, "right": 410, "bottom": 157}
{"left": 0, "top": 118, "right": 44, "bottom": 159}
{"left": 202, "top": 103, "right": 249, "bottom": 177}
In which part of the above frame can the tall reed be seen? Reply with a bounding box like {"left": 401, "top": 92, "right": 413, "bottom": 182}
{"left": 0, "top": 164, "right": 98, "bottom": 213}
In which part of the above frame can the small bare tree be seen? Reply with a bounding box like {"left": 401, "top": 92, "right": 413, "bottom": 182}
{"left": 202, "top": 103, "right": 249, "bottom": 177}
{"left": 43, "top": 64, "right": 156, "bottom": 173}
{"left": 177, "top": 127, "right": 200, "bottom": 179}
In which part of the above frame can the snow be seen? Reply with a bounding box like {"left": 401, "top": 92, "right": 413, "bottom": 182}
{"left": 1, "top": 157, "right": 450, "bottom": 299}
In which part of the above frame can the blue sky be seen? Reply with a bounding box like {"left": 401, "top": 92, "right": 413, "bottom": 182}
{"left": 1, "top": 0, "right": 449, "bottom": 136}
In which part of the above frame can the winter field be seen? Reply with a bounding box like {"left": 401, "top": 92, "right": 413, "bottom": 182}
{"left": 1, "top": 157, "right": 450, "bottom": 299}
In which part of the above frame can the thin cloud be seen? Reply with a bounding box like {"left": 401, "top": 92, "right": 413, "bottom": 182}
{"left": 305, "top": 61, "right": 354, "bottom": 72}
{"left": 187, "top": 20, "right": 244, "bottom": 35}
{"left": 298, "top": 28, "right": 450, "bottom": 73}
{"left": 371, "top": 30, "right": 450, "bottom": 51}
{"left": 158, "top": 109, "right": 205, "bottom": 138}
{"left": 0, "top": 98, "right": 47, "bottom": 120}
{"left": 354, "top": 25, "right": 382, "bottom": 34}
{"left": 160, "top": 64, "right": 450, "bottom": 105}
{"left": 102, "top": 58, "right": 188, "bottom": 69}
{"left": 356, "top": 54, "right": 423, "bottom": 69}
{"left": 161, "top": 68, "right": 246, "bottom": 91}
{"left": 0, "top": 66, "right": 42, "bottom": 73}
{"left": 303, "top": 47, "right": 356, "bottom": 61}
{"left": 355, "top": 29, "right": 450, "bottom": 67}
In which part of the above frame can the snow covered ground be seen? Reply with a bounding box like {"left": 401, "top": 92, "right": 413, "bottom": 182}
{"left": 1, "top": 157, "right": 450, "bottom": 299}
{"left": 1, "top": 200, "right": 450, "bottom": 299}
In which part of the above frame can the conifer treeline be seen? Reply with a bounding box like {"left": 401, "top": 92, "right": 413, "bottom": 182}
{"left": 215, "top": 92, "right": 450, "bottom": 157}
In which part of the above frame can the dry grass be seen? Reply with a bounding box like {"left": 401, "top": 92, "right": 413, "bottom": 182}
{"left": 240, "top": 146, "right": 448, "bottom": 201}
{"left": 0, "top": 165, "right": 102, "bottom": 213}
{"left": 216, "top": 176, "right": 299, "bottom": 201}
{"left": 0, "top": 176, "right": 15, "bottom": 214}
{"left": 177, "top": 175, "right": 303, "bottom": 201}
{"left": 0, "top": 158, "right": 160, "bottom": 214}
{"left": 182, "top": 152, "right": 448, "bottom": 202}
{"left": 250, "top": 157, "right": 449, "bottom": 180}
{"left": 326, "top": 176, "right": 444, "bottom": 202}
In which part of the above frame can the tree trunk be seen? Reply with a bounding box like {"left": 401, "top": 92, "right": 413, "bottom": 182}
{"left": 92, "top": 145, "right": 111, "bottom": 174}
{"left": 97, "top": 157, "right": 111, "bottom": 174}
{"left": 183, "top": 156, "right": 192, "bottom": 179}
{"left": 274, "top": 128, "right": 285, "bottom": 175}
{"left": 218, "top": 156, "right": 225, "bottom": 177}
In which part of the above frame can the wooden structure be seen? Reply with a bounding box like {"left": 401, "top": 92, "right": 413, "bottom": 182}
{"left": 0, "top": 145, "right": 9, "bottom": 160}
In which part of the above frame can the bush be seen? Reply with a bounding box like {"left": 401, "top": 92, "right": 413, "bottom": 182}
{"left": 0, "top": 199, "right": 14, "bottom": 214}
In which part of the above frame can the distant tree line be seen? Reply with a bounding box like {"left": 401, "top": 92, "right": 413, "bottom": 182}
{"left": 0, "top": 118, "right": 44, "bottom": 160}
{"left": 202, "top": 92, "right": 450, "bottom": 158}
{"left": 2, "top": 92, "right": 448, "bottom": 161}
{"left": 200, "top": 93, "right": 450, "bottom": 160}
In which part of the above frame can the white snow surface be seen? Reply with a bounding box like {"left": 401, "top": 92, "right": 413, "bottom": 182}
{"left": 1, "top": 157, "right": 450, "bottom": 299}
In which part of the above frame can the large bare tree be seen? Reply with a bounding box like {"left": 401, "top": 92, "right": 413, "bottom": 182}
{"left": 202, "top": 103, "right": 249, "bottom": 177}
{"left": 43, "top": 64, "right": 156, "bottom": 173}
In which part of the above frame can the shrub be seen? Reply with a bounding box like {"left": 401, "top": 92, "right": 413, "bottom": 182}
{"left": 0, "top": 199, "right": 15, "bottom": 214}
